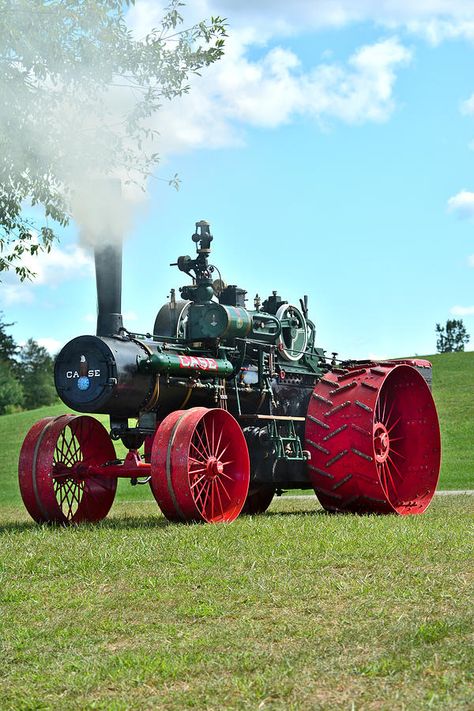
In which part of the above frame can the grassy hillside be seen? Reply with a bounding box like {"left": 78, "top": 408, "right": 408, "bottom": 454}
{"left": 423, "top": 351, "right": 474, "bottom": 490}
{"left": 0, "top": 351, "right": 472, "bottom": 510}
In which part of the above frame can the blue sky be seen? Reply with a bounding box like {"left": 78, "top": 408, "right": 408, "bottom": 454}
{"left": 2, "top": 0, "right": 474, "bottom": 360}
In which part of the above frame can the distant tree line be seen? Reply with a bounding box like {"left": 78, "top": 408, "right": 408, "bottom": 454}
{"left": 0, "top": 314, "right": 57, "bottom": 414}
{"left": 436, "top": 319, "right": 470, "bottom": 353}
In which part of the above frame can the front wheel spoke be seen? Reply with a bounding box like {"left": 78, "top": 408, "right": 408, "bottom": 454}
{"left": 215, "top": 481, "right": 224, "bottom": 518}
{"left": 216, "top": 477, "right": 231, "bottom": 501}
{"left": 389, "top": 446, "right": 406, "bottom": 460}
{"left": 55, "top": 430, "right": 67, "bottom": 460}
{"left": 216, "top": 440, "right": 230, "bottom": 461}
{"left": 387, "top": 454, "right": 404, "bottom": 480}
{"left": 202, "top": 421, "right": 212, "bottom": 457}
{"left": 189, "top": 465, "right": 207, "bottom": 475}
{"left": 63, "top": 480, "right": 75, "bottom": 508}
{"left": 66, "top": 496, "right": 75, "bottom": 520}
{"left": 383, "top": 401, "right": 395, "bottom": 428}
{"left": 210, "top": 480, "right": 215, "bottom": 519}
{"left": 386, "top": 416, "right": 401, "bottom": 435}
{"left": 378, "top": 464, "right": 389, "bottom": 496}
{"left": 56, "top": 479, "right": 66, "bottom": 501}
{"left": 70, "top": 483, "right": 82, "bottom": 507}
{"left": 219, "top": 470, "right": 234, "bottom": 481}
{"left": 62, "top": 430, "right": 76, "bottom": 464}
{"left": 383, "top": 461, "right": 396, "bottom": 491}
{"left": 192, "top": 432, "right": 210, "bottom": 460}
{"left": 215, "top": 428, "right": 223, "bottom": 461}
{"left": 190, "top": 474, "right": 207, "bottom": 489}
{"left": 71, "top": 437, "right": 81, "bottom": 465}
{"left": 193, "top": 480, "right": 209, "bottom": 503}
{"left": 195, "top": 425, "right": 211, "bottom": 459}
{"left": 220, "top": 459, "right": 234, "bottom": 467}
{"left": 200, "top": 481, "right": 212, "bottom": 511}
{"left": 189, "top": 448, "right": 207, "bottom": 464}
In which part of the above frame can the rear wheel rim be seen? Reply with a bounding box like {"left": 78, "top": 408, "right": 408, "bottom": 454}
{"left": 305, "top": 364, "right": 441, "bottom": 515}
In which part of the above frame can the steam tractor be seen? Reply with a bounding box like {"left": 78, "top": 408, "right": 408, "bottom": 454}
{"left": 18, "top": 221, "right": 441, "bottom": 524}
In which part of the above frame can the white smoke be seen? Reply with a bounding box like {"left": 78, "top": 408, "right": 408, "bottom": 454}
{"left": 0, "top": 2, "right": 208, "bottom": 252}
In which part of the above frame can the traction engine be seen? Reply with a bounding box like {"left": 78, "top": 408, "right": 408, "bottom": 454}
{"left": 18, "top": 221, "right": 441, "bottom": 524}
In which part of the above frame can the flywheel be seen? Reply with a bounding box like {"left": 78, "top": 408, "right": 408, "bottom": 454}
{"left": 305, "top": 364, "right": 441, "bottom": 515}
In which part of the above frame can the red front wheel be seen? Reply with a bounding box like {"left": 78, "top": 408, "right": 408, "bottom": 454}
{"left": 18, "top": 415, "right": 117, "bottom": 524}
{"left": 151, "top": 407, "right": 250, "bottom": 523}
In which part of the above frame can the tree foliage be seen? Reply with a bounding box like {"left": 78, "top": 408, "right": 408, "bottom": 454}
{"left": 0, "top": 359, "right": 23, "bottom": 414}
{"left": 17, "top": 338, "right": 57, "bottom": 409}
{"left": 0, "top": 314, "right": 19, "bottom": 366}
{"left": 0, "top": 315, "right": 23, "bottom": 412}
{"left": 436, "top": 319, "right": 470, "bottom": 353}
{"left": 0, "top": 315, "right": 58, "bottom": 413}
{"left": 0, "top": 0, "right": 227, "bottom": 279}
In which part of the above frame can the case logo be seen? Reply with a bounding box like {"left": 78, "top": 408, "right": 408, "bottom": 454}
{"left": 66, "top": 354, "right": 101, "bottom": 390}
{"left": 178, "top": 355, "right": 218, "bottom": 371}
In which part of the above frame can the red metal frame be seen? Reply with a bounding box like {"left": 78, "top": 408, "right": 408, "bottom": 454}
{"left": 71, "top": 450, "right": 152, "bottom": 479}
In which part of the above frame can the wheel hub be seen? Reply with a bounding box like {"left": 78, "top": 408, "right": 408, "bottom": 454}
{"left": 373, "top": 423, "right": 390, "bottom": 462}
{"left": 206, "top": 456, "right": 223, "bottom": 479}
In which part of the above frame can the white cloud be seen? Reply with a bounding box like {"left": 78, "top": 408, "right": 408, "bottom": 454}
{"left": 126, "top": 1, "right": 474, "bottom": 157}
{"left": 129, "top": 1, "right": 474, "bottom": 44}
{"left": 148, "top": 35, "right": 412, "bottom": 155}
{"left": 404, "top": 18, "right": 474, "bottom": 45}
{"left": 37, "top": 337, "right": 62, "bottom": 354}
{"left": 447, "top": 190, "right": 474, "bottom": 219}
{"left": 450, "top": 305, "right": 474, "bottom": 316}
{"left": 468, "top": 255, "right": 474, "bottom": 267}
{"left": 461, "top": 93, "right": 474, "bottom": 115}
{"left": 0, "top": 243, "right": 93, "bottom": 306}
{"left": 16, "top": 242, "right": 92, "bottom": 286}
{"left": 1, "top": 285, "right": 35, "bottom": 306}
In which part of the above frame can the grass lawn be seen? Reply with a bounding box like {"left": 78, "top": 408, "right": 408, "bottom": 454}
{"left": 0, "top": 352, "right": 472, "bottom": 709}
{"left": 0, "top": 496, "right": 472, "bottom": 709}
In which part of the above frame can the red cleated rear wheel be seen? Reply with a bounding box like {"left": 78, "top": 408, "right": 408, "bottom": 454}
{"left": 18, "top": 415, "right": 117, "bottom": 524}
{"left": 151, "top": 407, "right": 250, "bottom": 523}
{"left": 305, "top": 364, "right": 441, "bottom": 515}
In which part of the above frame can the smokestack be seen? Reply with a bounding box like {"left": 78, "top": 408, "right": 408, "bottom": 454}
{"left": 84, "top": 178, "right": 124, "bottom": 337}
{"left": 95, "top": 242, "right": 123, "bottom": 336}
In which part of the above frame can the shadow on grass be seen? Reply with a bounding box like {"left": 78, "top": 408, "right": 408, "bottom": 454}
{"left": 0, "top": 513, "right": 172, "bottom": 534}
{"left": 0, "top": 506, "right": 330, "bottom": 535}
{"left": 0, "top": 520, "right": 39, "bottom": 534}
{"left": 260, "top": 508, "right": 327, "bottom": 518}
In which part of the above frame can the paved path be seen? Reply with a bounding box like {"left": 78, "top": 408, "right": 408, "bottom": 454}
{"left": 281, "top": 490, "right": 473, "bottom": 500}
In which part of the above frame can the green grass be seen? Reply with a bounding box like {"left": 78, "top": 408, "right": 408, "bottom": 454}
{"left": 0, "top": 496, "right": 472, "bottom": 709}
{"left": 0, "top": 352, "right": 472, "bottom": 708}
{"left": 423, "top": 351, "right": 474, "bottom": 490}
